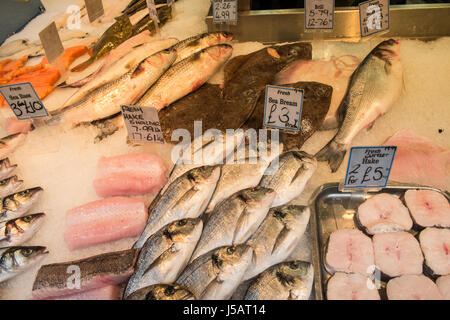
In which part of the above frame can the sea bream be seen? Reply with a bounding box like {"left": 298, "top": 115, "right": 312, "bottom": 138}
{"left": 190, "top": 187, "right": 276, "bottom": 261}
{"left": 126, "top": 284, "right": 196, "bottom": 300}
{"left": 124, "top": 218, "right": 203, "bottom": 298}
{"left": 0, "top": 213, "right": 45, "bottom": 247}
{"left": 176, "top": 244, "right": 253, "bottom": 300}
{"left": 0, "top": 175, "right": 23, "bottom": 199}
{"left": 134, "top": 165, "right": 221, "bottom": 248}
{"left": 244, "top": 261, "right": 314, "bottom": 300}
{"left": 0, "top": 246, "right": 48, "bottom": 283}
{"left": 0, "top": 133, "right": 26, "bottom": 159}
{"left": 0, "top": 187, "right": 43, "bottom": 222}
{"left": 49, "top": 48, "right": 177, "bottom": 126}
{"left": 316, "top": 39, "right": 403, "bottom": 172}
{"left": 0, "top": 158, "right": 17, "bottom": 180}
{"left": 137, "top": 44, "right": 233, "bottom": 110}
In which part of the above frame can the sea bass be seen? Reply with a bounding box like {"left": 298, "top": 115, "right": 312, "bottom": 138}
{"left": 0, "top": 133, "right": 26, "bottom": 159}
{"left": 0, "top": 187, "right": 43, "bottom": 222}
{"left": 134, "top": 165, "right": 221, "bottom": 248}
{"left": 50, "top": 48, "right": 177, "bottom": 126}
{"left": 0, "top": 175, "right": 23, "bottom": 199}
{"left": 0, "top": 213, "right": 45, "bottom": 247}
{"left": 0, "top": 158, "right": 17, "bottom": 180}
{"left": 137, "top": 44, "right": 233, "bottom": 110}
{"left": 316, "top": 39, "right": 403, "bottom": 172}
{"left": 0, "top": 246, "right": 48, "bottom": 283}
{"left": 259, "top": 151, "right": 317, "bottom": 207}
{"left": 124, "top": 218, "right": 203, "bottom": 298}
{"left": 176, "top": 244, "right": 253, "bottom": 300}
{"left": 243, "top": 205, "right": 310, "bottom": 281}
{"left": 126, "top": 284, "right": 195, "bottom": 300}
{"left": 244, "top": 261, "right": 314, "bottom": 300}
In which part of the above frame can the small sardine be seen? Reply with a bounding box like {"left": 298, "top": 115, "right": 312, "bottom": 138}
{"left": 0, "top": 187, "right": 43, "bottom": 222}
{"left": 0, "top": 246, "right": 48, "bottom": 283}
{"left": 173, "top": 32, "right": 233, "bottom": 63}
{"left": 0, "top": 158, "right": 17, "bottom": 181}
{"left": 0, "top": 133, "right": 26, "bottom": 159}
{"left": 0, "top": 213, "right": 45, "bottom": 247}
{"left": 176, "top": 244, "right": 253, "bottom": 300}
{"left": 0, "top": 175, "right": 23, "bottom": 200}
{"left": 125, "top": 284, "right": 196, "bottom": 300}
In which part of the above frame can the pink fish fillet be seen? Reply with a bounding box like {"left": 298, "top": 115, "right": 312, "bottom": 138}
{"left": 38, "top": 285, "right": 120, "bottom": 300}
{"left": 419, "top": 228, "right": 450, "bottom": 275}
{"left": 404, "top": 189, "right": 450, "bottom": 228}
{"left": 93, "top": 153, "right": 167, "bottom": 197}
{"left": 387, "top": 275, "right": 443, "bottom": 300}
{"left": 357, "top": 193, "right": 413, "bottom": 234}
{"left": 5, "top": 117, "right": 32, "bottom": 135}
{"left": 326, "top": 272, "right": 380, "bottom": 300}
{"left": 64, "top": 197, "right": 147, "bottom": 250}
{"left": 274, "top": 55, "right": 360, "bottom": 129}
{"left": 373, "top": 232, "right": 423, "bottom": 277}
{"left": 383, "top": 129, "right": 450, "bottom": 191}
{"left": 436, "top": 275, "right": 450, "bottom": 300}
{"left": 325, "top": 229, "right": 375, "bottom": 275}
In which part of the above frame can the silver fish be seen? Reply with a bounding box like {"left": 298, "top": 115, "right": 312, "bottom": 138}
{"left": 0, "top": 39, "right": 41, "bottom": 58}
{"left": 124, "top": 218, "right": 203, "bottom": 298}
{"left": 244, "top": 260, "right": 314, "bottom": 300}
{"left": 243, "top": 205, "right": 310, "bottom": 281}
{"left": 134, "top": 165, "right": 221, "bottom": 248}
{"left": 259, "top": 151, "right": 317, "bottom": 207}
{"left": 0, "top": 133, "right": 26, "bottom": 159}
{"left": 176, "top": 244, "right": 253, "bottom": 300}
{"left": 191, "top": 186, "right": 276, "bottom": 262}
{"left": 0, "top": 187, "right": 43, "bottom": 222}
{"left": 0, "top": 175, "right": 23, "bottom": 199}
{"left": 0, "top": 158, "right": 17, "bottom": 181}
{"left": 316, "top": 39, "right": 403, "bottom": 172}
{"left": 0, "top": 246, "right": 48, "bottom": 283}
{"left": 137, "top": 44, "right": 233, "bottom": 110}
{"left": 125, "top": 284, "right": 196, "bottom": 300}
{"left": 0, "top": 213, "right": 46, "bottom": 247}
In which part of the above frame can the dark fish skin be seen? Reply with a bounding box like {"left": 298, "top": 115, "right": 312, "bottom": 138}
{"left": 132, "top": 5, "right": 172, "bottom": 36}
{"left": 159, "top": 43, "right": 312, "bottom": 142}
{"left": 125, "top": 284, "right": 195, "bottom": 300}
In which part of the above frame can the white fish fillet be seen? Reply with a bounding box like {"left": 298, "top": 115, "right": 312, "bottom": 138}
{"left": 404, "top": 189, "right": 450, "bottom": 228}
{"left": 326, "top": 272, "right": 380, "bottom": 300}
{"left": 387, "top": 275, "right": 443, "bottom": 300}
{"left": 436, "top": 275, "right": 450, "bottom": 300}
{"left": 419, "top": 228, "right": 450, "bottom": 276}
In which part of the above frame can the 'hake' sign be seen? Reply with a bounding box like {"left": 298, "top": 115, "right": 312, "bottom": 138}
{"left": 121, "top": 105, "right": 164, "bottom": 144}
{"left": 0, "top": 82, "right": 48, "bottom": 120}
{"left": 264, "top": 85, "right": 303, "bottom": 132}
{"left": 344, "top": 146, "right": 396, "bottom": 189}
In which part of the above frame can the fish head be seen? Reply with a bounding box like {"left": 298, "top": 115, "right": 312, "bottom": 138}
{"left": 12, "top": 213, "right": 46, "bottom": 235}
{"left": 165, "top": 218, "right": 203, "bottom": 244}
{"left": 12, "top": 187, "right": 43, "bottom": 207}
{"left": 239, "top": 187, "right": 276, "bottom": 209}
{"left": 207, "top": 32, "right": 233, "bottom": 46}
{"left": 1, "top": 175, "right": 23, "bottom": 190}
{"left": 269, "top": 43, "right": 311, "bottom": 66}
{"left": 371, "top": 39, "right": 402, "bottom": 70}
{"left": 203, "top": 44, "right": 233, "bottom": 62}
{"left": 142, "top": 284, "right": 195, "bottom": 300}
{"left": 271, "top": 205, "right": 310, "bottom": 229}
{"left": 158, "top": 47, "right": 178, "bottom": 64}
{"left": 189, "top": 165, "right": 221, "bottom": 187}
{"left": 1, "top": 246, "right": 48, "bottom": 271}
{"left": 212, "top": 244, "right": 253, "bottom": 280}
{"left": 277, "top": 261, "right": 312, "bottom": 282}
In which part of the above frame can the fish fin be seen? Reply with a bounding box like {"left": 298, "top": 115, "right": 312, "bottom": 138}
{"left": 336, "top": 98, "right": 348, "bottom": 126}
{"left": 233, "top": 208, "right": 253, "bottom": 244}
{"left": 315, "top": 139, "right": 347, "bottom": 173}
{"left": 272, "top": 226, "right": 289, "bottom": 254}
{"left": 71, "top": 57, "right": 94, "bottom": 72}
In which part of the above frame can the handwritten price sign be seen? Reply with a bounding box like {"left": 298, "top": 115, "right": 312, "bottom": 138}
{"left": 305, "top": 0, "right": 334, "bottom": 30}
{"left": 121, "top": 105, "right": 164, "bottom": 144}
{"left": 0, "top": 83, "right": 48, "bottom": 120}
{"left": 359, "top": 0, "right": 389, "bottom": 37}
{"left": 344, "top": 146, "right": 396, "bottom": 189}
{"left": 213, "top": 0, "right": 238, "bottom": 23}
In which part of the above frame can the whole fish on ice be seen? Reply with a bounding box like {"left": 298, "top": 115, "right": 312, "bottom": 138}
{"left": 0, "top": 213, "right": 45, "bottom": 247}
{"left": 126, "top": 284, "right": 195, "bottom": 300}
{"left": 0, "top": 175, "right": 23, "bottom": 199}
{"left": 0, "top": 133, "right": 26, "bottom": 159}
{"left": 0, "top": 246, "right": 48, "bottom": 283}
{"left": 0, "top": 158, "right": 17, "bottom": 180}
{"left": 0, "top": 187, "right": 43, "bottom": 222}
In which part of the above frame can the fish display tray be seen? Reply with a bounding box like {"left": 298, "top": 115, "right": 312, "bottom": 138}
{"left": 309, "top": 182, "right": 450, "bottom": 300}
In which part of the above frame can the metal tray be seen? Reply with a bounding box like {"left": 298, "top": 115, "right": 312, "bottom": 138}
{"left": 309, "top": 182, "right": 450, "bottom": 300}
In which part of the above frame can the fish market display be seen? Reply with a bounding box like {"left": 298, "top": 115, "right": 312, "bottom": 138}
{"left": 43, "top": 285, "right": 120, "bottom": 300}
{"left": 132, "top": 5, "right": 173, "bottom": 35}
{"left": 325, "top": 228, "right": 374, "bottom": 275}
{"left": 383, "top": 130, "right": 450, "bottom": 191}
{"left": 275, "top": 55, "right": 360, "bottom": 129}
{"left": 5, "top": 117, "right": 33, "bottom": 136}
{"left": 51, "top": 48, "right": 177, "bottom": 126}
{"left": 176, "top": 244, "right": 253, "bottom": 300}
{"left": 137, "top": 44, "right": 233, "bottom": 110}
{"left": 259, "top": 151, "right": 317, "bottom": 207}
{"left": 386, "top": 274, "right": 443, "bottom": 300}
{"left": 316, "top": 39, "right": 403, "bottom": 172}
{"left": 190, "top": 187, "right": 276, "bottom": 261}
{"left": 244, "top": 261, "right": 314, "bottom": 300}
{"left": 436, "top": 275, "right": 450, "bottom": 300}
{"left": 32, "top": 249, "right": 139, "bottom": 299}
{"left": 0, "top": 175, "right": 23, "bottom": 199}
{"left": 404, "top": 189, "right": 450, "bottom": 228}
{"left": 0, "top": 133, "right": 26, "bottom": 159}
{"left": 126, "top": 284, "right": 195, "bottom": 300}
{"left": 0, "top": 246, "right": 48, "bottom": 283}
{"left": 419, "top": 228, "right": 450, "bottom": 276}
{"left": 64, "top": 197, "right": 147, "bottom": 250}
{"left": 0, "top": 158, "right": 16, "bottom": 180}
{"left": 356, "top": 193, "right": 413, "bottom": 234}
{"left": 0, "top": 213, "right": 45, "bottom": 247}
{"left": 93, "top": 153, "right": 167, "bottom": 197}
{"left": 326, "top": 272, "right": 380, "bottom": 300}
{"left": 0, "top": 39, "right": 40, "bottom": 58}
{"left": 244, "top": 205, "right": 310, "bottom": 281}
{"left": 124, "top": 218, "right": 203, "bottom": 298}
{"left": 0, "top": 187, "right": 43, "bottom": 222}
{"left": 134, "top": 165, "right": 220, "bottom": 248}
{"left": 373, "top": 232, "right": 423, "bottom": 277}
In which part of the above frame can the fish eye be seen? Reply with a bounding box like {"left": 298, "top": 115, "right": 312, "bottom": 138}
{"left": 289, "top": 49, "right": 298, "bottom": 56}
{"left": 22, "top": 215, "right": 33, "bottom": 222}
{"left": 226, "top": 246, "right": 236, "bottom": 254}
{"left": 177, "top": 220, "right": 187, "bottom": 226}
{"left": 289, "top": 261, "right": 300, "bottom": 269}
{"left": 164, "top": 286, "right": 175, "bottom": 296}
{"left": 21, "top": 248, "right": 33, "bottom": 256}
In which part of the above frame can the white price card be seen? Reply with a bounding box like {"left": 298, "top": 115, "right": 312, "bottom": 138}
{"left": 85, "top": 0, "right": 104, "bottom": 23}
{"left": 121, "top": 105, "right": 164, "bottom": 144}
{"left": 305, "top": 0, "right": 335, "bottom": 30}
{"left": 359, "top": 0, "right": 389, "bottom": 37}
{"left": 344, "top": 146, "right": 397, "bottom": 189}
{"left": 213, "top": 0, "right": 238, "bottom": 23}
{"left": 263, "top": 85, "right": 303, "bottom": 132}
{"left": 0, "top": 83, "right": 48, "bottom": 120}
{"left": 38, "top": 22, "right": 64, "bottom": 64}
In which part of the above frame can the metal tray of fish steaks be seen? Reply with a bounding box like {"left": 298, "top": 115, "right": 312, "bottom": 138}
{"left": 309, "top": 182, "right": 450, "bottom": 300}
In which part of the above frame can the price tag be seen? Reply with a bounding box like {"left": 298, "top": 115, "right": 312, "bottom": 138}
{"left": 38, "top": 22, "right": 64, "bottom": 64}
{"left": 263, "top": 85, "right": 303, "bottom": 132}
{"left": 121, "top": 105, "right": 164, "bottom": 144}
{"left": 0, "top": 83, "right": 48, "bottom": 120}
{"left": 213, "top": 0, "right": 238, "bottom": 23}
{"left": 344, "top": 146, "right": 396, "bottom": 189}
{"left": 359, "top": 0, "right": 389, "bottom": 37}
{"left": 84, "top": 0, "right": 104, "bottom": 23}
{"left": 305, "top": 0, "right": 334, "bottom": 30}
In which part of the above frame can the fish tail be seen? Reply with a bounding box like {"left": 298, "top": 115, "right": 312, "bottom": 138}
{"left": 316, "top": 139, "right": 347, "bottom": 173}
{"left": 71, "top": 57, "right": 94, "bottom": 72}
